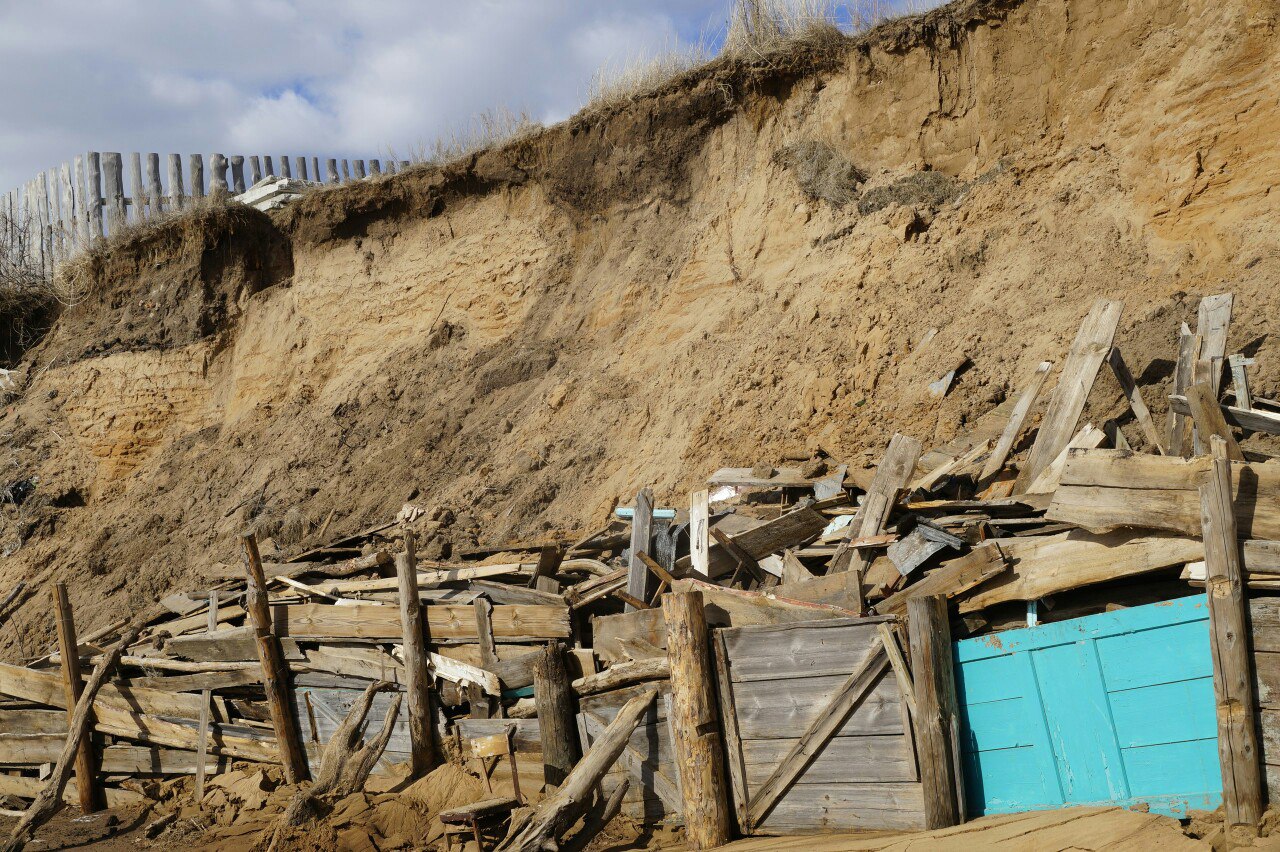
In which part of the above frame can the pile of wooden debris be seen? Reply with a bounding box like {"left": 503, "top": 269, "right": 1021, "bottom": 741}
{"left": 2, "top": 293, "right": 1277, "bottom": 851}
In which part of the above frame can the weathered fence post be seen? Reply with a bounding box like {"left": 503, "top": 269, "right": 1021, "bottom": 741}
{"left": 395, "top": 530, "right": 437, "bottom": 776}
{"left": 167, "top": 154, "right": 185, "bottom": 211}
{"left": 295, "top": 156, "right": 308, "bottom": 181}
{"left": 353, "top": 159, "right": 366, "bottom": 179}
{"left": 533, "top": 642, "right": 579, "bottom": 790}
{"left": 908, "top": 595, "right": 962, "bottom": 829}
{"left": 189, "top": 154, "right": 205, "bottom": 200}
{"left": 1201, "top": 434, "right": 1264, "bottom": 827}
{"left": 279, "top": 156, "right": 291, "bottom": 179}
{"left": 72, "top": 155, "right": 89, "bottom": 246}
{"left": 368, "top": 159, "right": 381, "bottom": 175}
{"left": 242, "top": 533, "right": 310, "bottom": 783}
{"left": 52, "top": 582, "right": 104, "bottom": 814}
{"left": 86, "top": 153, "right": 104, "bottom": 240}
{"left": 249, "top": 156, "right": 262, "bottom": 186}
{"left": 101, "top": 153, "right": 125, "bottom": 233}
{"left": 229, "top": 155, "right": 246, "bottom": 193}
{"left": 58, "top": 164, "right": 74, "bottom": 258}
{"left": 263, "top": 155, "right": 275, "bottom": 179}
{"left": 129, "top": 153, "right": 145, "bottom": 221}
{"left": 209, "top": 154, "right": 229, "bottom": 194}
{"left": 310, "top": 157, "right": 320, "bottom": 184}
{"left": 146, "top": 154, "right": 163, "bottom": 217}
{"left": 664, "top": 589, "right": 732, "bottom": 850}
{"left": 325, "top": 158, "right": 339, "bottom": 184}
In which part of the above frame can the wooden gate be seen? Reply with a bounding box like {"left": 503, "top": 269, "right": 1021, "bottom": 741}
{"left": 713, "top": 617, "right": 926, "bottom": 834}
{"left": 954, "top": 594, "right": 1221, "bottom": 818}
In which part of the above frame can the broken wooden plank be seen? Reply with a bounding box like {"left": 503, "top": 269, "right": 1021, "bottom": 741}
{"left": 1016, "top": 299, "right": 1123, "bottom": 490}
{"left": 979, "top": 361, "right": 1054, "bottom": 482}
{"left": 1169, "top": 323, "right": 1201, "bottom": 456}
{"left": 1197, "top": 293, "right": 1234, "bottom": 396}
{"left": 1185, "top": 382, "right": 1245, "bottom": 461}
{"left": 276, "top": 603, "right": 570, "bottom": 641}
{"left": 845, "top": 434, "right": 923, "bottom": 577}
{"left": 1169, "top": 394, "right": 1280, "bottom": 437}
{"left": 1022, "top": 423, "right": 1106, "bottom": 495}
{"left": 626, "top": 488, "right": 655, "bottom": 612}
{"left": 680, "top": 507, "right": 827, "bottom": 578}
{"left": 877, "top": 545, "right": 1009, "bottom": 616}
{"left": 1106, "top": 347, "right": 1164, "bottom": 454}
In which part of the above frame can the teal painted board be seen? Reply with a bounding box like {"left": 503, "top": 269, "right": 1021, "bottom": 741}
{"left": 955, "top": 595, "right": 1221, "bottom": 818}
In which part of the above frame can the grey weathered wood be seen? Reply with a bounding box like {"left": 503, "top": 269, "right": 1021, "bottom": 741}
{"left": 396, "top": 531, "right": 437, "bottom": 775}
{"left": 86, "top": 152, "right": 104, "bottom": 238}
{"left": 1201, "top": 436, "right": 1263, "bottom": 827}
{"left": 129, "top": 153, "right": 146, "bottom": 221}
{"left": 534, "top": 643, "right": 580, "bottom": 788}
{"left": 1106, "top": 347, "right": 1164, "bottom": 453}
{"left": 57, "top": 164, "right": 74, "bottom": 257}
{"left": 733, "top": 671, "right": 903, "bottom": 741}
{"left": 712, "top": 630, "right": 751, "bottom": 830}
{"left": 980, "top": 361, "right": 1053, "bottom": 481}
{"left": 193, "top": 591, "right": 218, "bottom": 801}
{"left": 741, "top": 733, "right": 915, "bottom": 787}
{"left": 721, "top": 619, "right": 890, "bottom": 683}
{"left": 626, "top": 488, "right": 655, "bottom": 612}
{"left": 1230, "top": 355, "right": 1254, "bottom": 411}
{"left": 1169, "top": 393, "right": 1280, "bottom": 437}
{"left": 188, "top": 154, "right": 205, "bottom": 199}
{"left": 249, "top": 156, "right": 263, "bottom": 186}
{"left": 1185, "top": 382, "right": 1244, "bottom": 461}
{"left": 262, "top": 155, "right": 275, "bottom": 178}
{"left": 278, "top": 156, "right": 291, "bottom": 178}
{"left": 745, "top": 639, "right": 888, "bottom": 828}
{"left": 51, "top": 583, "right": 102, "bottom": 814}
{"left": 1197, "top": 293, "right": 1233, "bottom": 396}
{"left": 341, "top": 159, "right": 351, "bottom": 181}
{"left": 295, "top": 156, "right": 308, "bottom": 181}
{"left": 167, "top": 155, "right": 185, "bottom": 211}
{"left": 353, "top": 160, "right": 367, "bottom": 179}
{"left": 1169, "top": 324, "right": 1200, "bottom": 456}
{"left": 209, "top": 154, "right": 229, "bottom": 193}
{"left": 311, "top": 157, "right": 320, "bottom": 183}
{"left": 72, "top": 155, "right": 89, "bottom": 246}
{"left": 145, "top": 154, "right": 163, "bottom": 218}
{"left": 229, "top": 155, "right": 246, "bottom": 193}
{"left": 1017, "top": 299, "right": 1123, "bottom": 489}
{"left": 326, "top": 158, "right": 340, "bottom": 184}
{"left": 101, "top": 153, "right": 125, "bottom": 232}
{"left": 368, "top": 159, "right": 381, "bottom": 175}
{"left": 750, "top": 782, "right": 926, "bottom": 832}
{"left": 688, "top": 507, "right": 828, "bottom": 577}
{"left": 846, "top": 434, "right": 923, "bottom": 577}
{"left": 907, "top": 595, "right": 960, "bottom": 829}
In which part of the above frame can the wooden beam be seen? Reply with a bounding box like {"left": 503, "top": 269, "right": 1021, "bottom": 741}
{"left": 1169, "top": 324, "right": 1201, "bottom": 456}
{"left": 626, "top": 488, "right": 655, "bottom": 612}
{"left": 662, "top": 591, "right": 731, "bottom": 850}
{"left": 276, "top": 602, "right": 571, "bottom": 640}
{"left": 877, "top": 623, "right": 917, "bottom": 718}
{"left": 745, "top": 638, "right": 889, "bottom": 830}
{"left": 193, "top": 590, "right": 218, "bottom": 801}
{"left": 1200, "top": 436, "right": 1263, "bottom": 827}
{"left": 533, "top": 643, "right": 579, "bottom": 789}
{"left": 1169, "top": 394, "right": 1280, "bottom": 436}
{"left": 1106, "top": 348, "right": 1164, "bottom": 453}
{"left": 243, "top": 534, "right": 309, "bottom": 784}
{"left": 980, "top": 361, "right": 1053, "bottom": 482}
{"left": 907, "top": 595, "right": 961, "bottom": 829}
{"left": 1016, "top": 299, "right": 1123, "bottom": 489}
{"left": 397, "top": 531, "right": 437, "bottom": 776}
{"left": 51, "top": 583, "right": 102, "bottom": 814}
{"left": 1185, "top": 383, "right": 1244, "bottom": 461}
{"left": 846, "top": 434, "right": 923, "bottom": 575}
{"left": 1197, "top": 293, "right": 1233, "bottom": 396}
{"left": 572, "top": 657, "right": 669, "bottom": 696}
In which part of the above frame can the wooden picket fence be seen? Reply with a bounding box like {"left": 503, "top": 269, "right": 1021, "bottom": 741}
{"left": 2, "top": 151, "right": 403, "bottom": 278}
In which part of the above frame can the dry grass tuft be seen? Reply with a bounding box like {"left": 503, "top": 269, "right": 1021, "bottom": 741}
{"left": 725, "top": 0, "right": 847, "bottom": 58}
{"left": 392, "top": 107, "right": 544, "bottom": 169}
{"left": 0, "top": 213, "right": 71, "bottom": 314}
{"left": 585, "top": 40, "right": 713, "bottom": 111}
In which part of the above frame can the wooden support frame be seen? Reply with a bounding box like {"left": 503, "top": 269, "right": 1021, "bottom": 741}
{"left": 51, "top": 583, "right": 102, "bottom": 814}
{"left": 533, "top": 642, "right": 579, "bottom": 790}
{"left": 1200, "top": 435, "right": 1263, "bottom": 826}
{"left": 907, "top": 595, "right": 961, "bottom": 829}
{"left": 397, "top": 530, "right": 438, "bottom": 775}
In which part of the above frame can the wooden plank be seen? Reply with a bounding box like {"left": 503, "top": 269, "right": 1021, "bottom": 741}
{"left": 51, "top": 583, "right": 102, "bottom": 813}
{"left": 713, "top": 630, "right": 750, "bottom": 831}
{"left": 740, "top": 734, "right": 915, "bottom": 787}
{"left": 1185, "top": 383, "right": 1244, "bottom": 461}
{"left": 1197, "top": 293, "right": 1233, "bottom": 396}
{"left": 957, "top": 531, "right": 1203, "bottom": 613}
{"left": 0, "top": 662, "right": 205, "bottom": 721}
{"left": 1169, "top": 323, "right": 1200, "bottom": 456}
{"left": 1023, "top": 422, "right": 1105, "bottom": 495}
{"left": 681, "top": 507, "right": 828, "bottom": 577}
{"left": 732, "top": 675, "right": 903, "bottom": 740}
{"left": 720, "top": 619, "right": 888, "bottom": 683}
{"left": 755, "top": 782, "right": 926, "bottom": 832}
{"left": 877, "top": 545, "right": 1008, "bottom": 616}
{"left": 579, "top": 713, "right": 680, "bottom": 811}
{"left": 707, "top": 468, "right": 816, "bottom": 488}
{"left": 275, "top": 602, "right": 570, "bottom": 640}
{"left": 908, "top": 595, "right": 960, "bottom": 829}
{"left": 980, "top": 362, "right": 1054, "bottom": 482}
{"left": 1245, "top": 542, "right": 1280, "bottom": 576}
{"left": 846, "top": 435, "right": 923, "bottom": 578}
{"left": 690, "top": 490, "right": 711, "bottom": 578}
{"left": 0, "top": 775, "right": 144, "bottom": 810}
{"left": 626, "top": 488, "right": 654, "bottom": 612}
{"left": 165, "top": 626, "right": 304, "bottom": 662}
{"left": 194, "top": 591, "right": 218, "bottom": 800}
{"left": 1106, "top": 347, "right": 1164, "bottom": 453}
{"left": 1169, "top": 394, "right": 1280, "bottom": 437}
{"left": 397, "top": 532, "right": 437, "bottom": 774}
{"left": 1016, "top": 299, "right": 1123, "bottom": 489}
{"left": 744, "top": 642, "right": 888, "bottom": 828}
{"left": 1201, "top": 437, "right": 1263, "bottom": 826}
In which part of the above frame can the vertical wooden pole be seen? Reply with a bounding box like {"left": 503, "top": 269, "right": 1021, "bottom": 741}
{"left": 311, "top": 157, "right": 320, "bottom": 184}
{"left": 279, "top": 156, "right": 291, "bottom": 179}
{"left": 146, "top": 154, "right": 164, "bottom": 217}
{"left": 340, "top": 159, "right": 350, "bottom": 181}
{"left": 368, "top": 159, "right": 381, "bottom": 176}
{"left": 194, "top": 590, "right": 218, "bottom": 800}
{"left": 167, "top": 154, "right": 186, "bottom": 211}
{"left": 57, "top": 164, "right": 73, "bottom": 259}
{"left": 101, "top": 153, "right": 125, "bottom": 233}
{"left": 51, "top": 583, "right": 103, "bottom": 814}
{"left": 1201, "top": 435, "right": 1263, "bottom": 827}
{"left": 533, "top": 642, "right": 579, "bottom": 789}
{"left": 295, "top": 156, "right": 308, "bottom": 181}
{"left": 473, "top": 596, "right": 502, "bottom": 718}
{"left": 249, "top": 156, "right": 263, "bottom": 186}
{"left": 242, "top": 534, "right": 309, "bottom": 783}
{"left": 353, "top": 160, "right": 367, "bottom": 179}
{"left": 189, "top": 154, "right": 205, "bottom": 200}
{"left": 72, "top": 155, "right": 88, "bottom": 247}
{"left": 263, "top": 156, "right": 275, "bottom": 179}
{"left": 396, "top": 530, "right": 437, "bottom": 776}
{"left": 128, "top": 152, "right": 145, "bottom": 221}
{"left": 209, "top": 154, "right": 229, "bottom": 194}
{"left": 664, "top": 590, "right": 731, "bottom": 849}
{"left": 907, "top": 594, "right": 961, "bottom": 829}
{"left": 626, "top": 488, "right": 654, "bottom": 612}
{"left": 229, "top": 156, "right": 246, "bottom": 193}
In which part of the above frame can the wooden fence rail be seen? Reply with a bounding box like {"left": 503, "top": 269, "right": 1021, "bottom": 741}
{"left": 2, "top": 151, "right": 406, "bottom": 278}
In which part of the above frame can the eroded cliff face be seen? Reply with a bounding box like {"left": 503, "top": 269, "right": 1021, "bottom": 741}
{"left": 1, "top": 0, "right": 1277, "bottom": 654}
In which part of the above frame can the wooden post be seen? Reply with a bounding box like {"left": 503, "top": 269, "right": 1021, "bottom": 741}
{"left": 128, "top": 153, "right": 145, "bottom": 221}
{"left": 242, "top": 534, "right": 309, "bottom": 783}
{"left": 396, "top": 530, "right": 437, "bottom": 776}
{"left": 101, "top": 153, "right": 125, "bottom": 233}
{"left": 690, "top": 489, "right": 710, "bottom": 578}
{"left": 249, "top": 156, "right": 263, "bottom": 186}
{"left": 625, "top": 488, "right": 654, "bottom": 611}
{"left": 85, "top": 153, "right": 104, "bottom": 240}
{"left": 51, "top": 583, "right": 102, "bottom": 814}
{"left": 72, "top": 155, "right": 89, "bottom": 247}
{"left": 533, "top": 642, "right": 579, "bottom": 789}
{"left": 229, "top": 155, "right": 246, "bottom": 193}
{"left": 353, "top": 160, "right": 367, "bottom": 179}
{"left": 209, "top": 154, "right": 229, "bottom": 194}
{"left": 194, "top": 590, "right": 218, "bottom": 800}
{"left": 311, "top": 157, "right": 320, "bottom": 184}
{"left": 146, "top": 154, "right": 164, "bottom": 217}
{"left": 473, "top": 596, "right": 502, "bottom": 718}
{"left": 278, "top": 156, "right": 290, "bottom": 179}
{"left": 189, "top": 154, "right": 205, "bottom": 200}
{"left": 262, "top": 156, "right": 275, "bottom": 179}
{"left": 663, "top": 590, "right": 732, "bottom": 849}
{"left": 167, "top": 154, "right": 185, "bottom": 211}
{"left": 1200, "top": 435, "right": 1263, "bottom": 827}
{"left": 368, "top": 159, "right": 381, "bottom": 175}
{"left": 295, "top": 156, "right": 308, "bottom": 181}
{"left": 907, "top": 595, "right": 962, "bottom": 829}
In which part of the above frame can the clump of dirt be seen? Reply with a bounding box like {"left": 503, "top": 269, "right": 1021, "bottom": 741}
{"left": 857, "top": 170, "right": 964, "bottom": 215}
{"left": 774, "top": 140, "right": 866, "bottom": 206}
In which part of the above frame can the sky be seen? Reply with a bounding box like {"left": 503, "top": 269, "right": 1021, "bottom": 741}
{"left": 0, "top": 0, "right": 925, "bottom": 193}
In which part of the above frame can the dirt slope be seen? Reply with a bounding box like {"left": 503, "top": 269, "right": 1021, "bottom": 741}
{"left": 1, "top": 0, "right": 1278, "bottom": 654}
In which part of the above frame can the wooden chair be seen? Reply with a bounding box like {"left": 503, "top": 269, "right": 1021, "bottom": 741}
{"left": 440, "top": 728, "right": 523, "bottom": 851}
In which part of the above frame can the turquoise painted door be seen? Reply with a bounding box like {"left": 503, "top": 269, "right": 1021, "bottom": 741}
{"left": 954, "top": 595, "right": 1221, "bottom": 818}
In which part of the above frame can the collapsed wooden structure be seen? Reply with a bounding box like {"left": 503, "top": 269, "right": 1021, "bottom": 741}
{"left": 2, "top": 292, "right": 1279, "bottom": 848}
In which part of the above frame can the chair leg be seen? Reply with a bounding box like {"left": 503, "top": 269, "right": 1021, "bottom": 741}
{"left": 471, "top": 818, "right": 485, "bottom": 852}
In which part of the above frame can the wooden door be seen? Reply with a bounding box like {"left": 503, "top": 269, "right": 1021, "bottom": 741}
{"left": 954, "top": 594, "right": 1221, "bottom": 818}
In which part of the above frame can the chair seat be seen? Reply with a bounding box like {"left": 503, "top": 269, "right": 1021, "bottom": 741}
{"left": 438, "top": 797, "right": 520, "bottom": 825}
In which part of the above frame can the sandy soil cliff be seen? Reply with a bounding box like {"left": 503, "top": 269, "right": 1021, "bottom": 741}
{"left": 1, "top": 0, "right": 1277, "bottom": 654}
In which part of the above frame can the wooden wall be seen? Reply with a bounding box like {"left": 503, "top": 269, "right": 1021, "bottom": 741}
{"left": 1251, "top": 597, "right": 1280, "bottom": 801}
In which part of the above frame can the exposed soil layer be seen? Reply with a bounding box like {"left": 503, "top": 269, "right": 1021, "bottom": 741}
{"left": 1, "top": 0, "right": 1279, "bottom": 655}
